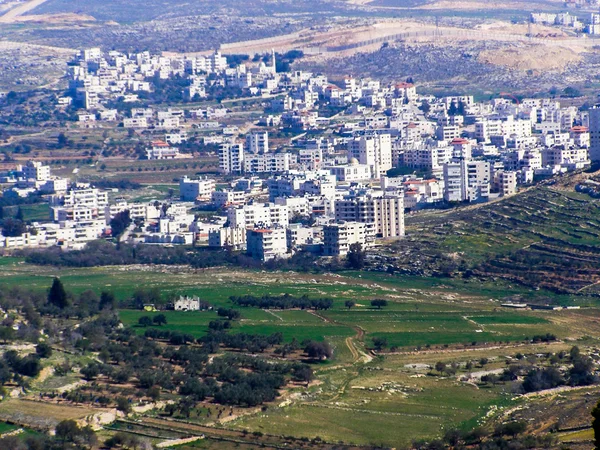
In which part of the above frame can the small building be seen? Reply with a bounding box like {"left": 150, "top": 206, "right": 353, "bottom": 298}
{"left": 147, "top": 141, "right": 179, "bottom": 160}
{"left": 174, "top": 295, "right": 201, "bottom": 311}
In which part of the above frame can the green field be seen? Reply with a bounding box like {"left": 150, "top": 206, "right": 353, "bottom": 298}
{"left": 0, "top": 259, "right": 592, "bottom": 350}
{"left": 234, "top": 357, "right": 514, "bottom": 447}
{"left": 1, "top": 256, "right": 600, "bottom": 447}
{"left": 119, "top": 309, "right": 355, "bottom": 343}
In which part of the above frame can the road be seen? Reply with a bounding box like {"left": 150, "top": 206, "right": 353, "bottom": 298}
{"left": 0, "top": 0, "right": 50, "bottom": 23}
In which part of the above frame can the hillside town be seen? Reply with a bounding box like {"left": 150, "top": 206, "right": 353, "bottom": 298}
{"left": 0, "top": 47, "right": 597, "bottom": 259}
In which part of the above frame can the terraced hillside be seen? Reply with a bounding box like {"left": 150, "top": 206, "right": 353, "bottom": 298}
{"left": 388, "top": 186, "right": 600, "bottom": 295}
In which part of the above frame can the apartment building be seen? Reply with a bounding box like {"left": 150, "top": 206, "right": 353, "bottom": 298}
{"left": 323, "top": 221, "right": 370, "bottom": 257}
{"left": 493, "top": 170, "right": 517, "bottom": 196}
{"left": 244, "top": 153, "right": 290, "bottom": 173}
{"left": 348, "top": 133, "right": 393, "bottom": 179}
{"left": 227, "top": 203, "right": 289, "bottom": 229}
{"left": 443, "top": 160, "right": 490, "bottom": 202}
{"left": 22, "top": 161, "right": 50, "bottom": 181}
{"left": 335, "top": 193, "right": 405, "bottom": 238}
{"left": 245, "top": 131, "right": 269, "bottom": 154}
{"left": 179, "top": 176, "right": 215, "bottom": 201}
{"left": 211, "top": 190, "right": 246, "bottom": 208}
{"left": 208, "top": 227, "right": 247, "bottom": 250}
{"left": 587, "top": 106, "right": 600, "bottom": 161}
{"left": 246, "top": 228, "right": 288, "bottom": 261}
{"left": 146, "top": 141, "right": 179, "bottom": 160}
{"left": 327, "top": 160, "right": 372, "bottom": 182}
{"left": 218, "top": 143, "right": 244, "bottom": 174}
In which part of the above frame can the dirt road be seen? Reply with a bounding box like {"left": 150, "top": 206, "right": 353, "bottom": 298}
{"left": 0, "top": 0, "right": 50, "bottom": 23}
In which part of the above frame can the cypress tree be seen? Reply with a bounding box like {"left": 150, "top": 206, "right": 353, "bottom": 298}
{"left": 48, "top": 277, "right": 69, "bottom": 309}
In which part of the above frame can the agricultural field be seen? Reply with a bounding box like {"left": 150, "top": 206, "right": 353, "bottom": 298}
{"left": 0, "top": 258, "right": 597, "bottom": 350}
{"left": 1, "top": 243, "right": 600, "bottom": 447}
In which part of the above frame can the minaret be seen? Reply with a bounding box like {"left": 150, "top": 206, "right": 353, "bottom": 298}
{"left": 271, "top": 48, "right": 276, "bottom": 74}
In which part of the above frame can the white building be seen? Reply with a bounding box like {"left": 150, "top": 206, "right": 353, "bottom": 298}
{"left": 323, "top": 221, "right": 369, "bottom": 257}
{"left": 246, "top": 228, "right": 288, "bottom": 261}
{"left": 146, "top": 141, "right": 179, "bottom": 160}
{"left": 588, "top": 106, "right": 600, "bottom": 161}
{"left": 208, "top": 227, "right": 247, "bottom": 250}
{"left": 174, "top": 296, "right": 201, "bottom": 311}
{"left": 219, "top": 143, "right": 244, "bottom": 174}
{"left": 246, "top": 131, "right": 269, "bottom": 154}
{"left": 179, "top": 176, "right": 215, "bottom": 201}
{"left": 22, "top": 161, "right": 50, "bottom": 182}
{"left": 348, "top": 134, "right": 393, "bottom": 179}
{"left": 227, "top": 203, "right": 289, "bottom": 229}
{"left": 327, "top": 159, "right": 372, "bottom": 182}
{"left": 244, "top": 153, "right": 290, "bottom": 173}
{"left": 335, "top": 193, "right": 405, "bottom": 238}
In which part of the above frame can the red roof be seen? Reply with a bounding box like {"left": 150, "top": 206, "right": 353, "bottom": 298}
{"left": 152, "top": 141, "right": 169, "bottom": 147}
{"left": 571, "top": 126, "right": 588, "bottom": 133}
{"left": 395, "top": 82, "right": 415, "bottom": 89}
{"left": 451, "top": 138, "right": 469, "bottom": 145}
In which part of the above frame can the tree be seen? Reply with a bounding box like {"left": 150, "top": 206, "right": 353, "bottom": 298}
{"left": 138, "top": 316, "right": 153, "bottom": 327}
{"left": 592, "top": 399, "right": 600, "bottom": 449}
{"left": 48, "top": 277, "right": 69, "bottom": 309}
{"left": 99, "top": 291, "right": 116, "bottom": 310}
{"left": 345, "top": 300, "right": 356, "bottom": 309}
{"left": 1, "top": 218, "right": 26, "bottom": 237}
{"left": 479, "top": 357, "right": 489, "bottom": 367}
{"left": 57, "top": 133, "right": 68, "bottom": 149}
{"left": 371, "top": 299, "right": 388, "bottom": 309}
{"left": 563, "top": 86, "right": 581, "bottom": 98}
{"left": 80, "top": 363, "right": 99, "bottom": 381}
{"left": 372, "top": 336, "right": 388, "bottom": 351}
{"left": 495, "top": 421, "right": 527, "bottom": 437}
{"left": 448, "top": 101, "right": 458, "bottom": 116}
{"left": 418, "top": 99, "right": 431, "bottom": 115}
{"left": 35, "top": 343, "right": 52, "bottom": 358}
{"left": 110, "top": 210, "right": 131, "bottom": 238}
{"left": 15, "top": 207, "right": 24, "bottom": 221}
{"left": 570, "top": 346, "right": 581, "bottom": 360}
{"left": 116, "top": 396, "right": 131, "bottom": 415}
{"left": 346, "top": 243, "right": 366, "bottom": 270}
{"left": 55, "top": 419, "right": 80, "bottom": 443}
{"left": 304, "top": 341, "right": 333, "bottom": 360}
{"left": 153, "top": 314, "right": 167, "bottom": 326}
{"left": 435, "top": 361, "right": 446, "bottom": 374}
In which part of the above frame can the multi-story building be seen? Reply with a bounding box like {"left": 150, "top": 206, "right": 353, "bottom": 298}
{"left": 208, "top": 227, "right": 247, "bottom": 250}
{"left": 327, "top": 159, "right": 372, "bottom": 182}
{"left": 227, "top": 203, "right": 289, "bottom": 229}
{"left": 244, "top": 153, "right": 290, "bottom": 173}
{"left": 443, "top": 160, "right": 490, "bottom": 202}
{"left": 211, "top": 190, "right": 247, "bottom": 208}
{"left": 146, "top": 141, "right": 179, "bottom": 160}
{"left": 323, "top": 221, "right": 369, "bottom": 257}
{"left": 246, "top": 227, "right": 288, "bottom": 261}
{"left": 335, "top": 193, "right": 405, "bottom": 238}
{"left": 588, "top": 106, "right": 600, "bottom": 161}
{"left": 245, "top": 131, "right": 269, "bottom": 154}
{"left": 348, "top": 134, "right": 393, "bottom": 179}
{"left": 179, "top": 176, "right": 215, "bottom": 201}
{"left": 219, "top": 143, "right": 244, "bottom": 174}
{"left": 22, "top": 161, "right": 50, "bottom": 181}
{"left": 493, "top": 170, "right": 517, "bottom": 196}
